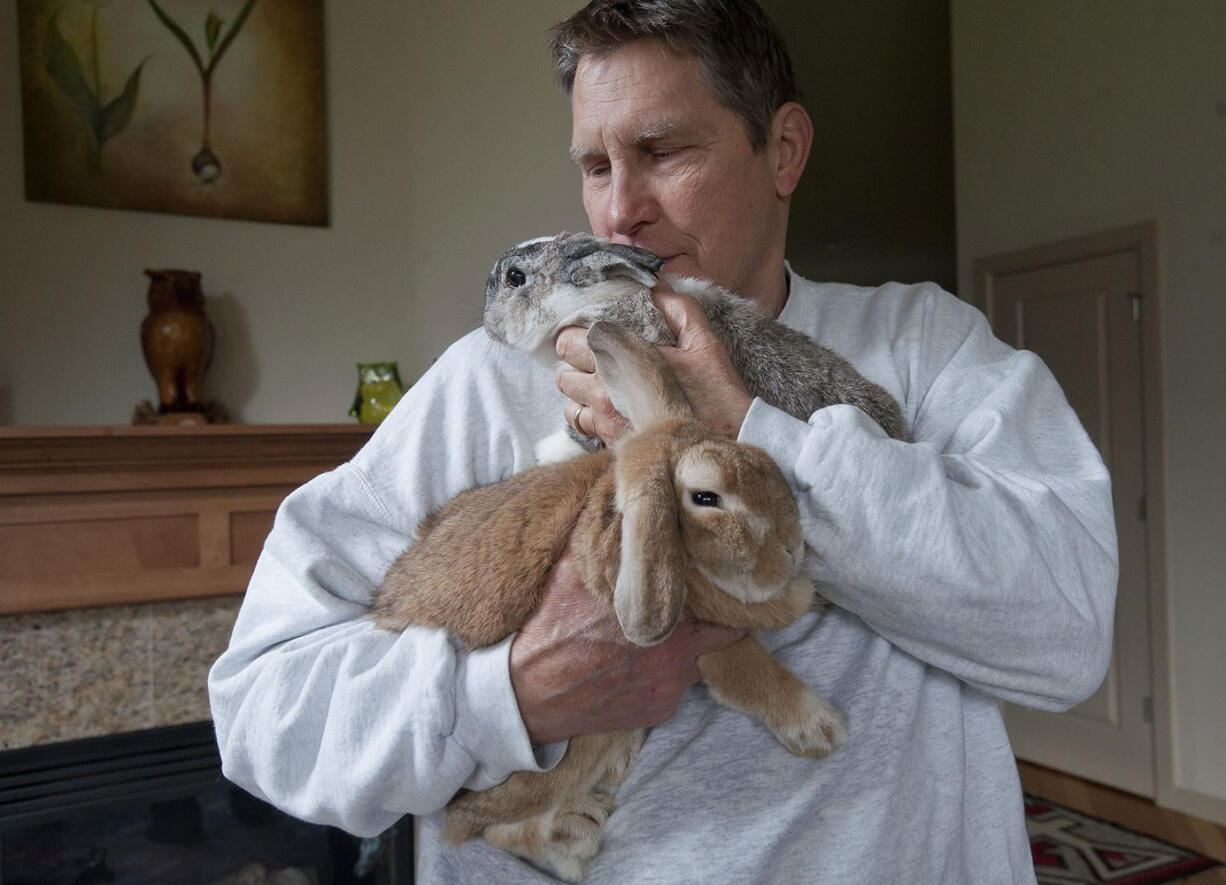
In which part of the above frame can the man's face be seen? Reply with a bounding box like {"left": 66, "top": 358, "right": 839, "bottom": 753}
{"left": 569, "top": 39, "right": 786, "bottom": 310}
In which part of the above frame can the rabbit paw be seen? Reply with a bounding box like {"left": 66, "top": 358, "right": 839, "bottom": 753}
{"left": 484, "top": 792, "right": 615, "bottom": 882}
{"left": 544, "top": 791, "right": 618, "bottom": 880}
{"left": 770, "top": 690, "right": 847, "bottom": 759}
{"left": 598, "top": 730, "right": 644, "bottom": 788}
{"left": 560, "top": 788, "right": 618, "bottom": 830}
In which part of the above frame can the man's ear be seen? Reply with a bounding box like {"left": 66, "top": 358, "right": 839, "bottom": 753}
{"left": 771, "top": 101, "right": 813, "bottom": 199}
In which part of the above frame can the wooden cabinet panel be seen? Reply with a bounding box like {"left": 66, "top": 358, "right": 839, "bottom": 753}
{"left": 230, "top": 510, "right": 278, "bottom": 566}
{"left": 0, "top": 425, "right": 371, "bottom": 614}
{"left": 0, "top": 515, "right": 201, "bottom": 578}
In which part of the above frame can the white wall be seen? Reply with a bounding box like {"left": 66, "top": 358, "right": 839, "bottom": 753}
{"left": 0, "top": 0, "right": 587, "bottom": 425}
{"left": 953, "top": 0, "right": 1226, "bottom": 819}
{"left": 1, "top": 0, "right": 958, "bottom": 427}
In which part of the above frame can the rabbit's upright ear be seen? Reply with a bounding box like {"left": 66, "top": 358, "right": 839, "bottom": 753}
{"left": 613, "top": 455, "right": 687, "bottom": 645}
{"left": 588, "top": 321, "right": 691, "bottom": 431}
{"left": 561, "top": 235, "right": 663, "bottom": 289}
{"left": 589, "top": 321, "right": 691, "bottom": 645}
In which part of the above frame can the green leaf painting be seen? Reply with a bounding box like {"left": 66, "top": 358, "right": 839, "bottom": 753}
{"left": 43, "top": 10, "right": 146, "bottom": 150}
{"left": 204, "top": 0, "right": 256, "bottom": 72}
{"left": 99, "top": 58, "right": 148, "bottom": 142}
{"left": 147, "top": 0, "right": 259, "bottom": 180}
{"left": 147, "top": 0, "right": 206, "bottom": 74}
{"left": 205, "top": 11, "right": 223, "bottom": 51}
{"left": 147, "top": 0, "right": 257, "bottom": 77}
{"left": 18, "top": 0, "right": 329, "bottom": 226}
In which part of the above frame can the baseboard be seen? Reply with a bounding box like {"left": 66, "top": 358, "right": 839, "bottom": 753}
{"left": 1158, "top": 782, "right": 1226, "bottom": 828}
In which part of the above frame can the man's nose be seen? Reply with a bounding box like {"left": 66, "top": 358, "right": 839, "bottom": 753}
{"left": 605, "top": 168, "right": 658, "bottom": 239}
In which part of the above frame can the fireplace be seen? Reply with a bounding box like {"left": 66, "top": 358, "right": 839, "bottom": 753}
{"left": 0, "top": 721, "right": 413, "bottom": 884}
{"left": 0, "top": 428, "right": 405, "bottom": 882}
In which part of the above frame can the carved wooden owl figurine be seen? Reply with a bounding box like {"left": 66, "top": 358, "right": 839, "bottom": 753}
{"left": 141, "top": 269, "right": 216, "bottom": 413}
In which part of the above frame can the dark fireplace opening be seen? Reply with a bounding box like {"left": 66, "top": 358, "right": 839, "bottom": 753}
{"left": 0, "top": 722, "right": 413, "bottom": 885}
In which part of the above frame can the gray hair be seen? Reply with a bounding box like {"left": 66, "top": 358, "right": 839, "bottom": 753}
{"left": 549, "top": 0, "right": 798, "bottom": 151}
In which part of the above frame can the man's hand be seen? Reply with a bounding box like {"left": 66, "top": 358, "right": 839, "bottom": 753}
{"left": 650, "top": 288, "right": 754, "bottom": 439}
{"left": 509, "top": 545, "right": 745, "bottom": 745}
{"left": 554, "top": 285, "right": 754, "bottom": 443}
{"left": 554, "top": 327, "right": 633, "bottom": 444}
{"left": 526, "top": 285, "right": 754, "bottom": 745}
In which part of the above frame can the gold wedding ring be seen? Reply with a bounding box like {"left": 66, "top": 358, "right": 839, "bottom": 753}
{"left": 569, "top": 403, "right": 588, "bottom": 435}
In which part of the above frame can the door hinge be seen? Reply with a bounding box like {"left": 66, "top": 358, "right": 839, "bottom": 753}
{"left": 1142, "top": 696, "right": 1154, "bottom": 724}
{"left": 1128, "top": 291, "right": 1142, "bottom": 322}
{"left": 1138, "top": 495, "right": 1148, "bottom": 521}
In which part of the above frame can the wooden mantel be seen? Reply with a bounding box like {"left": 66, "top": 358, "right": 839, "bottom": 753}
{"left": 0, "top": 425, "right": 373, "bottom": 615}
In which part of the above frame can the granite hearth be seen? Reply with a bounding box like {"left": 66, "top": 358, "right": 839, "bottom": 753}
{"left": 0, "top": 595, "right": 241, "bottom": 751}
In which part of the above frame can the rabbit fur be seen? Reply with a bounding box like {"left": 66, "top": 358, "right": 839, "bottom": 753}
{"left": 371, "top": 322, "right": 846, "bottom": 881}
{"left": 484, "top": 232, "right": 910, "bottom": 462}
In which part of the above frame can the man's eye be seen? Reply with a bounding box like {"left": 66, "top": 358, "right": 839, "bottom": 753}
{"left": 506, "top": 268, "right": 526, "bottom": 287}
{"left": 692, "top": 491, "right": 721, "bottom": 508}
{"left": 651, "top": 145, "right": 690, "bottom": 163}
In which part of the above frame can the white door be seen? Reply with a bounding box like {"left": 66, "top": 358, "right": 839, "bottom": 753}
{"left": 977, "top": 239, "right": 1155, "bottom": 797}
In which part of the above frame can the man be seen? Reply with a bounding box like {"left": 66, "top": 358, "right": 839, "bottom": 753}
{"left": 209, "top": 2, "right": 1117, "bottom": 882}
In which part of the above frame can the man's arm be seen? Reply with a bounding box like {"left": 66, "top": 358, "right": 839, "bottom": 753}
{"left": 556, "top": 285, "right": 1117, "bottom": 711}
{"left": 741, "top": 324, "right": 1117, "bottom": 710}
{"left": 207, "top": 460, "right": 552, "bottom": 836}
{"left": 208, "top": 333, "right": 569, "bottom": 836}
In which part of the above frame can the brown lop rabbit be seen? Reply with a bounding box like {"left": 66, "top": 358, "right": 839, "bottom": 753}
{"left": 371, "top": 321, "right": 846, "bottom": 881}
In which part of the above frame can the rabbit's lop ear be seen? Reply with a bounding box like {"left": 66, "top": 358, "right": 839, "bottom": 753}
{"left": 562, "top": 236, "right": 663, "bottom": 289}
{"left": 613, "top": 456, "right": 687, "bottom": 645}
{"left": 588, "top": 322, "right": 692, "bottom": 431}
{"left": 590, "top": 321, "right": 691, "bottom": 645}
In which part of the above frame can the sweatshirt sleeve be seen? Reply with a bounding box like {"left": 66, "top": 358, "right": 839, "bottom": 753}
{"left": 739, "top": 290, "right": 1119, "bottom": 712}
{"left": 208, "top": 334, "right": 567, "bottom": 837}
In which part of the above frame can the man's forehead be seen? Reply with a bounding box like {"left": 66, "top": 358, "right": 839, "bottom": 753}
{"left": 570, "top": 42, "right": 712, "bottom": 121}
{"left": 573, "top": 37, "right": 699, "bottom": 87}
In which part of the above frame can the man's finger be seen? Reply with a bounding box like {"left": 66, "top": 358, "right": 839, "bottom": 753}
{"left": 557, "top": 361, "right": 634, "bottom": 441}
{"left": 555, "top": 367, "right": 607, "bottom": 411}
{"left": 556, "top": 325, "right": 596, "bottom": 372}
{"left": 653, "top": 287, "right": 715, "bottom": 346}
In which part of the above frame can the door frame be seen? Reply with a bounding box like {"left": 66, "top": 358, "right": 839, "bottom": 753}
{"left": 971, "top": 221, "right": 1173, "bottom": 803}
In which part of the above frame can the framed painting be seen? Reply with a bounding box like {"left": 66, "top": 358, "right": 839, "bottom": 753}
{"left": 16, "top": 0, "right": 329, "bottom": 226}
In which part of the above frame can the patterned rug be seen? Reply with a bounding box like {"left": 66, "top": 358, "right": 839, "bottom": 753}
{"left": 1025, "top": 794, "right": 1222, "bottom": 884}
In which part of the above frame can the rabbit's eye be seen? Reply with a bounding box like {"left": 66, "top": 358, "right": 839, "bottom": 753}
{"left": 692, "top": 491, "right": 721, "bottom": 508}
{"left": 506, "top": 267, "right": 527, "bottom": 287}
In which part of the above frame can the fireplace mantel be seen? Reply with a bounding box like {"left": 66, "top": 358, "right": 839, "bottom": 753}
{"left": 0, "top": 425, "right": 373, "bottom": 615}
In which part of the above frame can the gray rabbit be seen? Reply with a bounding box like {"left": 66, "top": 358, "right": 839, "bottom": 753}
{"left": 484, "top": 233, "right": 910, "bottom": 459}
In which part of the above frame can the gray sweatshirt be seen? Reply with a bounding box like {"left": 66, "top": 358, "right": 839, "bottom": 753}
{"left": 208, "top": 273, "right": 1117, "bottom": 883}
